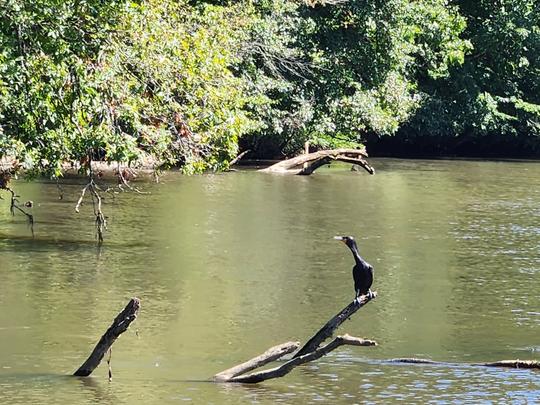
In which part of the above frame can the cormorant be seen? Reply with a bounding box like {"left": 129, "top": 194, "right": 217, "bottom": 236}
{"left": 334, "top": 236, "right": 374, "bottom": 302}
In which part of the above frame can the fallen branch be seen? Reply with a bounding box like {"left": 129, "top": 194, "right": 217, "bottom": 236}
{"left": 213, "top": 341, "right": 300, "bottom": 382}
{"left": 116, "top": 164, "right": 147, "bottom": 194}
{"left": 74, "top": 298, "right": 140, "bottom": 377}
{"left": 260, "top": 148, "right": 375, "bottom": 175}
{"left": 227, "top": 334, "right": 376, "bottom": 383}
{"left": 229, "top": 150, "right": 251, "bottom": 167}
{"left": 294, "top": 292, "right": 377, "bottom": 358}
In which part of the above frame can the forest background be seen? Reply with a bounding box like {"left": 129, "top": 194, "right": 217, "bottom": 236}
{"left": 0, "top": 0, "right": 538, "bottom": 177}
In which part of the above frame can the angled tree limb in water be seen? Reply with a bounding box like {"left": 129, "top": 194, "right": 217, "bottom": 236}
{"left": 213, "top": 341, "right": 300, "bottom": 382}
{"left": 294, "top": 292, "right": 377, "bottom": 358}
{"left": 260, "top": 149, "right": 375, "bottom": 175}
{"left": 74, "top": 298, "right": 140, "bottom": 377}
{"left": 227, "top": 334, "right": 376, "bottom": 384}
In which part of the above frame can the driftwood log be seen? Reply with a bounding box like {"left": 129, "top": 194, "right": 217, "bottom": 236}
{"left": 260, "top": 148, "right": 375, "bottom": 175}
{"left": 214, "top": 293, "right": 377, "bottom": 383}
{"left": 74, "top": 298, "right": 140, "bottom": 377}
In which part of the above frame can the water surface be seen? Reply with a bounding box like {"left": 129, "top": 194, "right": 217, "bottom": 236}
{"left": 1, "top": 159, "right": 539, "bottom": 403}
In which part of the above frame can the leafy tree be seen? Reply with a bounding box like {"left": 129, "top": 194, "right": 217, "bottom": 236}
{"left": 0, "top": 0, "right": 258, "bottom": 176}
{"left": 237, "top": 0, "right": 469, "bottom": 157}
{"left": 390, "top": 0, "right": 540, "bottom": 155}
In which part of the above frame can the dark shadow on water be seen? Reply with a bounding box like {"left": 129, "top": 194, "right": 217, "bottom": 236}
{"left": 0, "top": 233, "right": 150, "bottom": 252}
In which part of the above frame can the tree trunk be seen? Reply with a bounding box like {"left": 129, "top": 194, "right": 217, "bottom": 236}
{"left": 74, "top": 298, "right": 140, "bottom": 377}
{"left": 260, "top": 149, "right": 375, "bottom": 175}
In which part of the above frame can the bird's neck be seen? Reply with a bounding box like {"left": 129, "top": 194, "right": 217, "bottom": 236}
{"left": 349, "top": 243, "right": 364, "bottom": 265}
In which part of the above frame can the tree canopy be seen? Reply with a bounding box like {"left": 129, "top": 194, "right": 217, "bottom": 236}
{"left": 0, "top": 0, "right": 539, "bottom": 177}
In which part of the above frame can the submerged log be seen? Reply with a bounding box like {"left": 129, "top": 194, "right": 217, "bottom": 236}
{"left": 478, "top": 360, "right": 540, "bottom": 369}
{"left": 260, "top": 148, "right": 375, "bottom": 175}
{"left": 388, "top": 358, "right": 540, "bottom": 369}
{"left": 74, "top": 298, "right": 140, "bottom": 377}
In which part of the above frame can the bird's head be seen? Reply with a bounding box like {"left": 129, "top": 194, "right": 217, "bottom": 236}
{"left": 334, "top": 235, "right": 356, "bottom": 249}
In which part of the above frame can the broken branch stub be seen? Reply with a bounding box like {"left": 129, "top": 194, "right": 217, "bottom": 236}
{"left": 74, "top": 298, "right": 140, "bottom": 377}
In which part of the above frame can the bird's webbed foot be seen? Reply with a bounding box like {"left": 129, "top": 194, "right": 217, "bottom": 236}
{"left": 354, "top": 290, "right": 374, "bottom": 304}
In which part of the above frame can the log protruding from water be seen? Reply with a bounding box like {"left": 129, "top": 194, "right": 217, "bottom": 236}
{"left": 74, "top": 297, "right": 140, "bottom": 377}
{"left": 260, "top": 148, "right": 375, "bottom": 175}
{"left": 294, "top": 292, "right": 377, "bottom": 358}
{"left": 214, "top": 294, "right": 377, "bottom": 383}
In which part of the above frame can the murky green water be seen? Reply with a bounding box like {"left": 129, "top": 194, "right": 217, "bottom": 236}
{"left": 1, "top": 159, "right": 539, "bottom": 403}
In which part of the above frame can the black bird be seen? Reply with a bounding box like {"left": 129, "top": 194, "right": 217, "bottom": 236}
{"left": 334, "top": 236, "right": 374, "bottom": 301}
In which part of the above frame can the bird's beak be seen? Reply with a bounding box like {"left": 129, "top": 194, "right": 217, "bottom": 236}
{"left": 334, "top": 236, "right": 345, "bottom": 243}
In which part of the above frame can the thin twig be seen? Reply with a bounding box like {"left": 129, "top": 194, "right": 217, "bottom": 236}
{"left": 75, "top": 183, "right": 91, "bottom": 213}
{"left": 3, "top": 187, "right": 34, "bottom": 237}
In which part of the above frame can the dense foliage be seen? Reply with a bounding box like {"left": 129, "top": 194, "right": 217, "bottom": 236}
{"left": 0, "top": 0, "right": 539, "bottom": 176}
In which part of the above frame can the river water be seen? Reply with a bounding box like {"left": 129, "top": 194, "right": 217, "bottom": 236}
{"left": 0, "top": 159, "right": 539, "bottom": 403}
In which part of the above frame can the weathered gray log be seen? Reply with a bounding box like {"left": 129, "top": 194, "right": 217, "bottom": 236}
{"left": 293, "top": 292, "right": 377, "bottom": 358}
{"left": 213, "top": 341, "right": 300, "bottom": 382}
{"left": 260, "top": 148, "right": 375, "bottom": 175}
{"left": 74, "top": 298, "right": 140, "bottom": 377}
{"left": 227, "top": 334, "right": 376, "bottom": 383}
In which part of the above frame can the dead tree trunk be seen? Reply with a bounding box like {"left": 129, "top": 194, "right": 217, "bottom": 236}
{"left": 260, "top": 149, "right": 375, "bottom": 175}
{"left": 213, "top": 293, "right": 377, "bottom": 383}
{"left": 74, "top": 298, "right": 140, "bottom": 377}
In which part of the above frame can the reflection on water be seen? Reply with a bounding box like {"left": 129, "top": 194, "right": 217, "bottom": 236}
{"left": 0, "top": 159, "right": 539, "bottom": 403}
